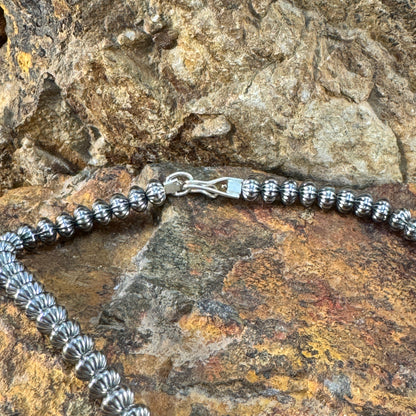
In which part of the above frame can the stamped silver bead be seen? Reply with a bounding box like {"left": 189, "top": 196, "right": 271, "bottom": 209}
{"left": 36, "top": 218, "right": 57, "bottom": 244}
{"left": 25, "top": 293, "right": 56, "bottom": 320}
{"left": 0, "top": 240, "right": 17, "bottom": 254}
{"left": 110, "top": 193, "right": 130, "bottom": 219}
{"left": 0, "top": 232, "right": 24, "bottom": 253}
{"left": 336, "top": 189, "right": 355, "bottom": 214}
{"left": 318, "top": 186, "right": 336, "bottom": 210}
{"left": 50, "top": 320, "right": 81, "bottom": 349}
{"left": 372, "top": 199, "right": 391, "bottom": 223}
{"left": 0, "top": 251, "right": 17, "bottom": 266}
{"left": 74, "top": 205, "right": 94, "bottom": 232}
{"left": 121, "top": 406, "right": 151, "bottom": 416}
{"left": 0, "top": 260, "right": 25, "bottom": 277}
{"left": 36, "top": 305, "right": 68, "bottom": 335}
{"left": 403, "top": 218, "right": 416, "bottom": 241}
{"left": 280, "top": 180, "right": 298, "bottom": 206}
{"left": 75, "top": 351, "right": 107, "bottom": 381}
{"left": 101, "top": 387, "right": 135, "bottom": 416}
{"left": 146, "top": 181, "right": 166, "bottom": 206}
{"left": 298, "top": 182, "right": 317, "bottom": 207}
{"left": 389, "top": 208, "right": 411, "bottom": 231}
{"left": 5, "top": 271, "right": 34, "bottom": 297}
{"left": 56, "top": 213, "right": 76, "bottom": 239}
{"left": 16, "top": 224, "right": 38, "bottom": 250}
{"left": 62, "top": 334, "right": 95, "bottom": 364}
{"left": 92, "top": 199, "right": 113, "bottom": 225}
{"left": 241, "top": 178, "right": 261, "bottom": 201}
{"left": 88, "top": 369, "right": 121, "bottom": 400}
{"left": 14, "top": 281, "right": 44, "bottom": 309}
{"left": 260, "top": 178, "right": 279, "bottom": 203}
{"left": 354, "top": 194, "right": 373, "bottom": 218}
{"left": 128, "top": 186, "right": 148, "bottom": 211}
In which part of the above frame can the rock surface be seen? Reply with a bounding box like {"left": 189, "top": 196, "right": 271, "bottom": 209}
{"left": 0, "top": 164, "right": 415, "bottom": 416}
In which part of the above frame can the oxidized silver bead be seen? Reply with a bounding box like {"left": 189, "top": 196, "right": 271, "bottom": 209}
{"left": 0, "top": 251, "right": 16, "bottom": 266}
{"left": 101, "top": 387, "right": 135, "bottom": 416}
{"left": 0, "top": 232, "right": 24, "bottom": 253}
{"left": 74, "top": 205, "right": 94, "bottom": 232}
{"left": 56, "top": 213, "right": 76, "bottom": 239}
{"left": 389, "top": 208, "right": 411, "bottom": 231}
{"left": 5, "top": 271, "right": 34, "bottom": 297}
{"left": 36, "top": 305, "right": 68, "bottom": 335}
{"left": 372, "top": 199, "right": 391, "bottom": 223}
{"left": 336, "top": 189, "right": 355, "bottom": 214}
{"left": 403, "top": 218, "right": 416, "bottom": 241}
{"left": 128, "top": 186, "right": 148, "bottom": 212}
{"left": 146, "top": 181, "right": 166, "bottom": 206}
{"left": 241, "top": 178, "right": 261, "bottom": 201}
{"left": 0, "top": 240, "right": 17, "bottom": 254}
{"left": 25, "top": 293, "right": 56, "bottom": 320}
{"left": 121, "top": 406, "right": 151, "bottom": 416}
{"left": 260, "top": 178, "right": 279, "bottom": 203}
{"left": 36, "top": 218, "right": 57, "bottom": 244}
{"left": 75, "top": 351, "right": 107, "bottom": 381}
{"left": 14, "top": 281, "right": 44, "bottom": 309}
{"left": 0, "top": 272, "right": 8, "bottom": 288}
{"left": 88, "top": 369, "right": 121, "bottom": 400}
{"left": 280, "top": 180, "right": 298, "bottom": 205}
{"left": 317, "top": 186, "right": 336, "bottom": 210}
{"left": 354, "top": 194, "right": 373, "bottom": 217}
{"left": 0, "top": 260, "right": 25, "bottom": 277}
{"left": 110, "top": 193, "right": 130, "bottom": 219}
{"left": 50, "top": 320, "right": 81, "bottom": 349}
{"left": 16, "top": 224, "right": 38, "bottom": 250}
{"left": 92, "top": 199, "right": 113, "bottom": 225}
{"left": 62, "top": 334, "right": 95, "bottom": 364}
{"left": 298, "top": 182, "right": 317, "bottom": 207}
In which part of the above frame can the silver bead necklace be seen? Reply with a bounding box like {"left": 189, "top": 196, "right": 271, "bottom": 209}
{"left": 1, "top": 169, "right": 415, "bottom": 415}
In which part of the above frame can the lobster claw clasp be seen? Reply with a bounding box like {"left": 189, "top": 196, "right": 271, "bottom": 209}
{"left": 163, "top": 171, "right": 243, "bottom": 199}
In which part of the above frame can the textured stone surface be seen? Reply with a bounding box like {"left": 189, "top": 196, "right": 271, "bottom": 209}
{"left": 0, "top": 164, "right": 415, "bottom": 415}
{"left": 0, "top": 0, "right": 416, "bottom": 191}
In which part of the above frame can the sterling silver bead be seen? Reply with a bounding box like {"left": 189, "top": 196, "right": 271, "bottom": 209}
{"left": 298, "top": 182, "right": 317, "bottom": 207}
{"left": 121, "top": 406, "right": 151, "bottom": 416}
{"left": 25, "top": 293, "right": 56, "bottom": 320}
{"left": 372, "top": 199, "right": 391, "bottom": 223}
{"left": 14, "top": 281, "right": 44, "bottom": 309}
{"left": 101, "top": 387, "right": 135, "bottom": 416}
{"left": 242, "top": 178, "right": 261, "bottom": 201}
{"left": 0, "top": 260, "right": 25, "bottom": 277}
{"left": 50, "top": 320, "right": 81, "bottom": 349}
{"left": 389, "top": 208, "right": 411, "bottom": 231}
{"left": 403, "top": 218, "right": 416, "bottom": 241}
{"left": 0, "top": 251, "right": 16, "bottom": 266}
{"left": 36, "top": 305, "right": 68, "bottom": 335}
{"left": 128, "top": 186, "right": 148, "bottom": 212}
{"left": 56, "top": 213, "right": 76, "bottom": 239}
{"left": 318, "top": 186, "right": 336, "bottom": 210}
{"left": 75, "top": 351, "right": 107, "bottom": 381}
{"left": 146, "top": 181, "right": 166, "bottom": 206}
{"left": 62, "top": 334, "right": 95, "bottom": 364}
{"left": 36, "top": 218, "right": 57, "bottom": 244}
{"left": 74, "top": 205, "right": 94, "bottom": 232}
{"left": 280, "top": 180, "right": 298, "bottom": 205}
{"left": 92, "top": 199, "right": 113, "bottom": 225}
{"left": 0, "top": 240, "right": 17, "bottom": 254}
{"left": 16, "top": 224, "right": 38, "bottom": 250}
{"left": 0, "top": 232, "right": 24, "bottom": 253}
{"left": 354, "top": 194, "right": 373, "bottom": 217}
{"left": 336, "top": 189, "right": 355, "bottom": 214}
{"left": 260, "top": 178, "right": 279, "bottom": 203}
{"left": 5, "top": 271, "right": 34, "bottom": 297}
{"left": 88, "top": 369, "right": 121, "bottom": 400}
{"left": 110, "top": 194, "right": 130, "bottom": 219}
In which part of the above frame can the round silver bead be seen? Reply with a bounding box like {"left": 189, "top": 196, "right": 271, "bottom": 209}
{"left": 56, "top": 213, "right": 76, "bottom": 239}
{"left": 241, "top": 178, "right": 261, "bottom": 202}
{"left": 372, "top": 199, "right": 391, "bottom": 223}
{"left": 403, "top": 218, "right": 416, "bottom": 241}
{"left": 14, "top": 281, "right": 44, "bottom": 309}
{"left": 36, "top": 218, "right": 57, "bottom": 244}
{"left": 145, "top": 181, "right": 166, "bottom": 206}
{"left": 74, "top": 205, "right": 94, "bottom": 232}
{"left": 317, "top": 186, "right": 336, "bottom": 210}
{"left": 336, "top": 189, "right": 355, "bottom": 214}
{"left": 101, "top": 387, "right": 135, "bottom": 416}
{"left": 0, "top": 232, "right": 24, "bottom": 253}
{"left": 260, "top": 178, "right": 279, "bottom": 203}
{"left": 0, "top": 251, "right": 17, "bottom": 266}
{"left": 354, "top": 194, "right": 373, "bottom": 217}
{"left": 0, "top": 260, "right": 25, "bottom": 277}
{"left": 5, "top": 271, "right": 34, "bottom": 297}
{"left": 389, "top": 208, "right": 411, "bottom": 231}
{"left": 128, "top": 186, "right": 148, "bottom": 211}
{"left": 16, "top": 224, "right": 38, "bottom": 250}
{"left": 36, "top": 305, "right": 68, "bottom": 335}
{"left": 121, "top": 406, "right": 151, "bottom": 416}
{"left": 50, "top": 320, "right": 81, "bottom": 349}
{"left": 110, "top": 193, "right": 130, "bottom": 219}
{"left": 92, "top": 199, "right": 113, "bottom": 225}
{"left": 298, "top": 182, "right": 317, "bottom": 207}
{"left": 75, "top": 351, "right": 107, "bottom": 381}
{"left": 62, "top": 334, "right": 95, "bottom": 364}
{"left": 280, "top": 180, "right": 298, "bottom": 206}
{"left": 88, "top": 369, "right": 121, "bottom": 400}
{"left": 25, "top": 293, "right": 56, "bottom": 320}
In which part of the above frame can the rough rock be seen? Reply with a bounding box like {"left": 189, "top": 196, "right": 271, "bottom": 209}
{"left": 0, "top": 164, "right": 415, "bottom": 416}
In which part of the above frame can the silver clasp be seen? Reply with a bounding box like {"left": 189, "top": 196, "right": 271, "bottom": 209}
{"left": 163, "top": 171, "right": 243, "bottom": 199}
